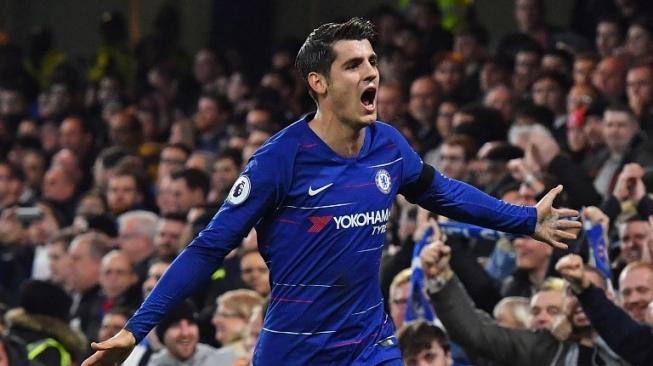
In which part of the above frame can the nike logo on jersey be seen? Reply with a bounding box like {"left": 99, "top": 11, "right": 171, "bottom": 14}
{"left": 308, "top": 183, "right": 334, "bottom": 196}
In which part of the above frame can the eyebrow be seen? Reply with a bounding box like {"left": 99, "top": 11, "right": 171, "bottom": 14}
{"left": 342, "top": 54, "right": 377, "bottom": 68}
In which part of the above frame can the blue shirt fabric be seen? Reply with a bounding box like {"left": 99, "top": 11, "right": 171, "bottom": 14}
{"left": 125, "top": 115, "right": 536, "bottom": 365}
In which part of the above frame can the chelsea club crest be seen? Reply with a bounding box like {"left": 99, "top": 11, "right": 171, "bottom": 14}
{"left": 375, "top": 169, "right": 392, "bottom": 194}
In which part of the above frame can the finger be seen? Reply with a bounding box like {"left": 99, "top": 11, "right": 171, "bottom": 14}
{"left": 554, "top": 229, "right": 577, "bottom": 240}
{"left": 555, "top": 220, "right": 583, "bottom": 229}
{"left": 91, "top": 340, "right": 114, "bottom": 351}
{"left": 549, "top": 240, "right": 569, "bottom": 250}
{"left": 555, "top": 208, "right": 579, "bottom": 218}
{"left": 81, "top": 351, "right": 103, "bottom": 366}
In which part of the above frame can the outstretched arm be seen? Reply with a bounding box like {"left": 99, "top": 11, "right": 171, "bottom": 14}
{"left": 401, "top": 164, "right": 580, "bottom": 249}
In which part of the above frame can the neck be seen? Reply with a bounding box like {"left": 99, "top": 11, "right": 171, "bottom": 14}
{"left": 529, "top": 261, "right": 549, "bottom": 286}
{"left": 309, "top": 108, "right": 366, "bottom": 157}
{"left": 578, "top": 329, "right": 595, "bottom": 347}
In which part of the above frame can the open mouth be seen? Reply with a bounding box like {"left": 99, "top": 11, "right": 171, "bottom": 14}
{"left": 361, "top": 86, "right": 377, "bottom": 111}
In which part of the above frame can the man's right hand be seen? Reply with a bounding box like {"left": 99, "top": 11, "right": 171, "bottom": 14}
{"left": 555, "top": 254, "right": 589, "bottom": 293}
{"left": 420, "top": 240, "right": 452, "bottom": 279}
{"left": 81, "top": 329, "right": 136, "bottom": 366}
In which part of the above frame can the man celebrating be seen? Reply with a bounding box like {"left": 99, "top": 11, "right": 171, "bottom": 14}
{"left": 83, "top": 18, "right": 579, "bottom": 366}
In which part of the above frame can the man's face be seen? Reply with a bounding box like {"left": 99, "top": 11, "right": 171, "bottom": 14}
{"left": 530, "top": 290, "right": 565, "bottom": 331}
{"left": 436, "top": 102, "right": 457, "bottom": 139}
{"left": 603, "top": 110, "right": 637, "bottom": 153}
{"left": 154, "top": 219, "right": 186, "bottom": 257}
{"left": 171, "top": 178, "right": 197, "bottom": 214}
{"left": 240, "top": 252, "right": 270, "bottom": 296}
{"left": 156, "top": 176, "right": 176, "bottom": 215}
{"left": 0, "top": 164, "right": 10, "bottom": 203}
{"left": 42, "top": 168, "right": 75, "bottom": 203}
{"left": 410, "top": 340, "right": 452, "bottom": 366}
{"left": 107, "top": 175, "right": 141, "bottom": 215}
{"left": 164, "top": 319, "right": 199, "bottom": 361}
{"left": 532, "top": 78, "right": 563, "bottom": 113}
{"left": 433, "top": 60, "right": 463, "bottom": 94}
{"left": 620, "top": 267, "right": 653, "bottom": 322}
{"left": 515, "top": 0, "right": 540, "bottom": 32}
{"left": 514, "top": 51, "right": 539, "bottom": 78}
{"left": 573, "top": 59, "right": 596, "bottom": 86}
{"left": 627, "top": 66, "right": 653, "bottom": 112}
{"left": 390, "top": 281, "right": 409, "bottom": 330}
{"left": 321, "top": 39, "right": 379, "bottom": 129}
{"left": 592, "top": 59, "right": 625, "bottom": 100}
{"left": 212, "top": 304, "right": 248, "bottom": 344}
{"left": 193, "top": 49, "right": 218, "bottom": 85}
{"left": 514, "top": 237, "right": 552, "bottom": 271}
{"left": 158, "top": 147, "right": 187, "bottom": 181}
{"left": 484, "top": 86, "right": 513, "bottom": 122}
{"left": 619, "top": 221, "right": 652, "bottom": 264}
{"left": 596, "top": 22, "right": 621, "bottom": 57}
{"left": 59, "top": 117, "right": 87, "bottom": 155}
{"left": 68, "top": 239, "right": 101, "bottom": 292}
{"left": 143, "top": 262, "right": 169, "bottom": 298}
{"left": 98, "top": 313, "right": 127, "bottom": 342}
{"left": 212, "top": 157, "right": 239, "bottom": 196}
{"left": 195, "top": 97, "right": 220, "bottom": 132}
{"left": 408, "top": 78, "right": 439, "bottom": 124}
{"left": 47, "top": 241, "right": 72, "bottom": 285}
{"left": 439, "top": 144, "right": 467, "bottom": 180}
{"left": 627, "top": 25, "right": 652, "bottom": 58}
{"left": 583, "top": 115, "right": 604, "bottom": 147}
{"left": 100, "top": 252, "right": 136, "bottom": 300}
{"left": 377, "top": 85, "right": 405, "bottom": 123}
{"left": 246, "top": 109, "right": 272, "bottom": 130}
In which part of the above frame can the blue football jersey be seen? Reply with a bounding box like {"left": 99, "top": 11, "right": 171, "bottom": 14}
{"left": 125, "top": 114, "right": 536, "bottom": 366}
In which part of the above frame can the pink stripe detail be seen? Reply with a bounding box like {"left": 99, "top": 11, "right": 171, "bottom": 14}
{"left": 276, "top": 218, "right": 299, "bottom": 224}
{"left": 326, "top": 332, "right": 379, "bottom": 349}
{"left": 272, "top": 297, "right": 314, "bottom": 304}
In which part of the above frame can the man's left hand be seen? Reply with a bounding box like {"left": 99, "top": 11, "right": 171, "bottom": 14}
{"left": 533, "top": 185, "right": 582, "bottom": 250}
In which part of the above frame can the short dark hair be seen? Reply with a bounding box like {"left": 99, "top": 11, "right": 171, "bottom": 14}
{"left": 604, "top": 103, "right": 636, "bottom": 122}
{"left": 398, "top": 320, "right": 450, "bottom": 361}
{"left": 295, "top": 17, "right": 376, "bottom": 102}
{"left": 171, "top": 168, "right": 210, "bottom": 196}
{"left": 161, "top": 212, "right": 187, "bottom": 224}
{"left": 217, "top": 147, "right": 243, "bottom": 169}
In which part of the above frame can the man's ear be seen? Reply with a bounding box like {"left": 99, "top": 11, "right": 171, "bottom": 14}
{"left": 307, "top": 72, "right": 327, "bottom": 97}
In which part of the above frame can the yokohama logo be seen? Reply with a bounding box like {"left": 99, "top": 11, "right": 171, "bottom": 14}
{"left": 308, "top": 216, "right": 333, "bottom": 233}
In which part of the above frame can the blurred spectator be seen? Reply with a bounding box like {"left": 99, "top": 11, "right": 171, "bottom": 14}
{"left": 170, "top": 168, "right": 210, "bottom": 215}
{"left": 209, "top": 148, "right": 242, "bottom": 203}
{"left": 407, "top": 76, "right": 440, "bottom": 154}
{"left": 150, "top": 300, "right": 217, "bottom": 366}
{"left": 388, "top": 268, "right": 411, "bottom": 330}
{"left": 99, "top": 250, "right": 141, "bottom": 312}
{"left": 211, "top": 289, "right": 263, "bottom": 360}
{"left": 377, "top": 82, "right": 407, "bottom": 124}
{"left": 154, "top": 213, "right": 187, "bottom": 257}
{"left": 619, "top": 261, "right": 653, "bottom": 323}
{"left": 68, "top": 232, "right": 111, "bottom": 342}
{"left": 493, "top": 296, "right": 531, "bottom": 329}
{"left": 106, "top": 169, "right": 143, "bottom": 216}
{"left": 626, "top": 63, "right": 653, "bottom": 131}
{"left": 117, "top": 210, "right": 158, "bottom": 283}
{"left": 97, "top": 306, "right": 132, "bottom": 342}
{"left": 592, "top": 57, "right": 626, "bottom": 104}
{"left": 595, "top": 16, "right": 624, "bottom": 59}
{"left": 397, "top": 320, "right": 452, "bottom": 366}
{"left": 194, "top": 93, "right": 231, "bottom": 153}
{"left": 6, "top": 280, "right": 86, "bottom": 366}
{"left": 157, "top": 143, "right": 191, "bottom": 184}
{"left": 238, "top": 248, "right": 270, "bottom": 297}
{"left": 46, "top": 228, "right": 75, "bottom": 289}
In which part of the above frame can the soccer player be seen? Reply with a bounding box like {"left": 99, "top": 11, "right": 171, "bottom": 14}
{"left": 82, "top": 18, "right": 580, "bottom": 366}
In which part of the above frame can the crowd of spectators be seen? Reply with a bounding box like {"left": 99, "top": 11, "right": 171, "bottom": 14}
{"left": 1, "top": 0, "right": 653, "bottom": 365}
